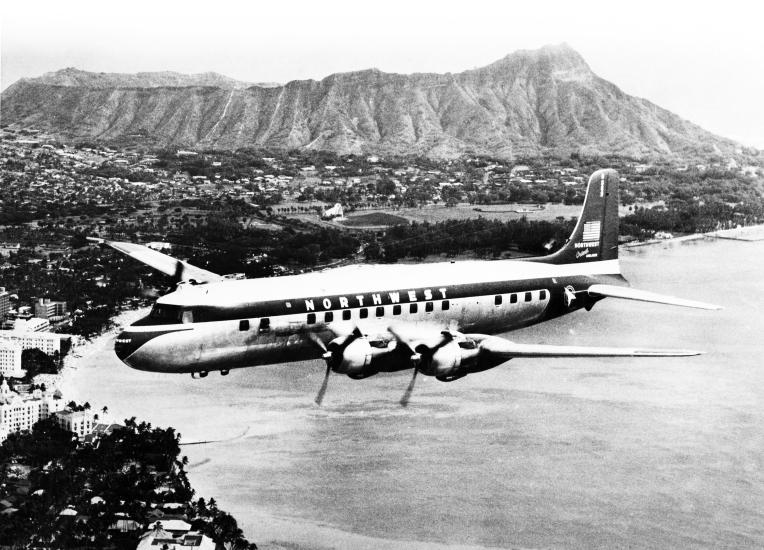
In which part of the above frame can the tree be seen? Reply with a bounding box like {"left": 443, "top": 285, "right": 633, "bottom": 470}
{"left": 21, "top": 348, "right": 58, "bottom": 380}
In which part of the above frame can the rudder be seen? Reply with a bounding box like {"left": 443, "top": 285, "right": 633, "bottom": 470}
{"left": 531, "top": 168, "right": 619, "bottom": 264}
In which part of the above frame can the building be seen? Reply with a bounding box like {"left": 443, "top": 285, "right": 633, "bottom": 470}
{"left": 0, "top": 243, "right": 20, "bottom": 257}
{"left": 13, "top": 317, "right": 50, "bottom": 332}
{"left": 0, "top": 288, "right": 10, "bottom": 319}
{"left": 0, "top": 343, "right": 23, "bottom": 377}
{"left": 0, "top": 380, "right": 65, "bottom": 442}
{"left": 34, "top": 298, "right": 68, "bottom": 320}
{"left": 54, "top": 409, "right": 95, "bottom": 439}
{"left": 0, "top": 330, "right": 63, "bottom": 355}
{"left": 137, "top": 524, "right": 214, "bottom": 550}
{"left": 322, "top": 203, "right": 345, "bottom": 220}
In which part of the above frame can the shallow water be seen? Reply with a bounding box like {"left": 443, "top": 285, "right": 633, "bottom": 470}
{"left": 65, "top": 237, "right": 764, "bottom": 549}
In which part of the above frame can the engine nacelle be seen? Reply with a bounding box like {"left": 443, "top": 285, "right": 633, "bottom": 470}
{"left": 336, "top": 338, "right": 373, "bottom": 375}
{"left": 425, "top": 340, "right": 481, "bottom": 381}
{"left": 327, "top": 336, "right": 394, "bottom": 378}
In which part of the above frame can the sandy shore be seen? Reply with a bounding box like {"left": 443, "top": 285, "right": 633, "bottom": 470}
{"left": 57, "top": 307, "right": 149, "bottom": 401}
{"left": 624, "top": 223, "right": 764, "bottom": 249}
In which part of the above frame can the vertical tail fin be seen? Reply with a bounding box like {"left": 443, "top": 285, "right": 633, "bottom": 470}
{"left": 532, "top": 168, "right": 619, "bottom": 265}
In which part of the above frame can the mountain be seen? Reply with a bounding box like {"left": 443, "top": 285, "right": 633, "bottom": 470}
{"left": 27, "top": 67, "right": 279, "bottom": 89}
{"left": 0, "top": 45, "right": 747, "bottom": 159}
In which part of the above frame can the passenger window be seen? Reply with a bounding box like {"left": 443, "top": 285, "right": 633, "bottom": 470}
{"left": 259, "top": 318, "right": 271, "bottom": 333}
{"left": 393, "top": 305, "right": 401, "bottom": 315}
{"left": 425, "top": 302, "right": 434, "bottom": 313}
{"left": 510, "top": 294, "right": 517, "bottom": 304}
{"left": 375, "top": 306, "right": 384, "bottom": 317}
{"left": 307, "top": 313, "right": 316, "bottom": 324}
{"left": 239, "top": 319, "right": 249, "bottom": 331}
{"left": 342, "top": 310, "right": 351, "bottom": 321}
{"left": 494, "top": 295, "right": 502, "bottom": 306}
{"left": 540, "top": 290, "right": 547, "bottom": 300}
{"left": 524, "top": 292, "right": 532, "bottom": 302}
{"left": 360, "top": 308, "right": 368, "bottom": 319}
{"left": 182, "top": 310, "right": 194, "bottom": 324}
{"left": 324, "top": 312, "right": 334, "bottom": 323}
{"left": 442, "top": 300, "right": 450, "bottom": 311}
{"left": 410, "top": 303, "right": 418, "bottom": 314}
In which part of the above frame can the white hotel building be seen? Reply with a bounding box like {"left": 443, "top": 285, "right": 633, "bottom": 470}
{"left": 0, "top": 330, "right": 63, "bottom": 356}
{"left": 0, "top": 379, "right": 66, "bottom": 443}
{"left": 0, "top": 344, "right": 23, "bottom": 377}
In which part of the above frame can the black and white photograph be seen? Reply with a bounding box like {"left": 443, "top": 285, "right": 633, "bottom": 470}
{"left": 1, "top": 1, "right": 763, "bottom": 548}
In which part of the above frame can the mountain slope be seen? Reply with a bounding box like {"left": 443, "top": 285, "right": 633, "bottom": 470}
{"left": 0, "top": 45, "right": 744, "bottom": 159}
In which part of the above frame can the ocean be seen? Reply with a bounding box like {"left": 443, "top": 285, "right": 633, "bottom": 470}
{"left": 63, "top": 237, "right": 764, "bottom": 549}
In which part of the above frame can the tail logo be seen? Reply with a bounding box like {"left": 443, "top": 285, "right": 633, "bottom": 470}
{"left": 582, "top": 220, "right": 601, "bottom": 242}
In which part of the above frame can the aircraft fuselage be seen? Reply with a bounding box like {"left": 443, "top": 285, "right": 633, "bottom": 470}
{"left": 115, "top": 258, "right": 624, "bottom": 374}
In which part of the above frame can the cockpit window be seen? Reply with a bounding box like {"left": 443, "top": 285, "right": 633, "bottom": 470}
{"left": 147, "top": 304, "right": 184, "bottom": 324}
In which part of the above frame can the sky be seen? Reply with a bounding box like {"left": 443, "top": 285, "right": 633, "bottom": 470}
{"left": 2, "top": 0, "right": 763, "bottom": 148}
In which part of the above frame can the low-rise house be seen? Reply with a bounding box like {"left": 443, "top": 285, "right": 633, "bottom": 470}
{"left": 137, "top": 525, "right": 215, "bottom": 550}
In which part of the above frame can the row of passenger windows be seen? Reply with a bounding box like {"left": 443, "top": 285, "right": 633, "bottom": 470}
{"left": 306, "top": 300, "right": 450, "bottom": 324}
{"left": 237, "top": 290, "right": 548, "bottom": 330}
{"left": 494, "top": 289, "right": 547, "bottom": 306}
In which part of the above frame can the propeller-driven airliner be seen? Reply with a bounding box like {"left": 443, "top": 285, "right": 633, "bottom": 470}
{"left": 95, "top": 169, "right": 719, "bottom": 405}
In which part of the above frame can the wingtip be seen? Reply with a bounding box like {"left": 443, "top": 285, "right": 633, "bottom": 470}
{"left": 634, "top": 349, "right": 705, "bottom": 357}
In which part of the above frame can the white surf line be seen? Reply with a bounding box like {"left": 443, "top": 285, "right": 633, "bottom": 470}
{"left": 203, "top": 89, "right": 235, "bottom": 142}
{"left": 180, "top": 425, "right": 250, "bottom": 446}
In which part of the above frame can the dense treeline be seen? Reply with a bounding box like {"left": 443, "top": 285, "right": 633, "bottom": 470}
{"left": 365, "top": 217, "right": 576, "bottom": 262}
{"left": 174, "top": 213, "right": 361, "bottom": 275}
{"left": 622, "top": 197, "right": 764, "bottom": 235}
{"left": 0, "top": 418, "right": 256, "bottom": 549}
{"left": 0, "top": 238, "right": 159, "bottom": 337}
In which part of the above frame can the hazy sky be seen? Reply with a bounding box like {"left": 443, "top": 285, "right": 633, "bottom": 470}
{"left": 2, "top": 0, "right": 763, "bottom": 148}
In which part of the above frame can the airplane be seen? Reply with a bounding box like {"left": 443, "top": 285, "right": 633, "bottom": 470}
{"left": 95, "top": 169, "right": 720, "bottom": 405}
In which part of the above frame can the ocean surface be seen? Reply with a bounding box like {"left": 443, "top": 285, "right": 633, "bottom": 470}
{"left": 64, "top": 237, "right": 764, "bottom": 549}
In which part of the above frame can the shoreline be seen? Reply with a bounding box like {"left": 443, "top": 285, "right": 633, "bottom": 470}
{"left": 623, "top": 222, "right": 764, "bottom": 249}
{"left": 57, "top": 307, "right": 149, "bottom": 403}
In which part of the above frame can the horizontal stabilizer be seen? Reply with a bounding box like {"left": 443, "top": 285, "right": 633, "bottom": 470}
{"left": 477, "top": 337, "right": 702, "bottom": 358}
{"left": 588, "top": 284, "right": 721, "bottom": 310}
{"left": 88, "top": 238, "right": 222, "bottom": 284}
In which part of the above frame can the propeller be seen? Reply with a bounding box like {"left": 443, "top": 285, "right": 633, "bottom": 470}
{"left": 389, "top": 325, "right": 453, "bottom": 407}
{"left": 307, "top": 327, "right": 362, "bottom": 406}
{"left": 400, "top": 365, "right": 418, "bottom": 407}
{"left": 171, "top": 260, "right": 185, "bottom": 288}
{"left": 315, "top": 362, "right": 332, "bottom": 406}
{"left": 307, "top": 332, "right": 333, "bottom": 405}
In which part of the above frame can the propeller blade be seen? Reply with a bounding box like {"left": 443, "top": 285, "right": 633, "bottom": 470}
{"left": 400, "top": 367, "right": 419, "bottom": 407}
{"left": 433, "top": 331, "right": 454, "bottom": 351}
{"left": 338, "top": 327, "right": 363, "bottom": 353}
{"left": 306, "top": 331, "right": 328, "bottom": 353}
{"left": 315, "top": 363, "right": 332, "bottom": 406}
{"left": 171, "top": 260, "right": 184, "bottom": 287}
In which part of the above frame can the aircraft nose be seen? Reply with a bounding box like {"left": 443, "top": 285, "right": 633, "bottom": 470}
{"left": 114, "top": 331, "right": 141, "bottom": 365}
{"left": 113, "top": 327, "right": 193, "bottom": 371}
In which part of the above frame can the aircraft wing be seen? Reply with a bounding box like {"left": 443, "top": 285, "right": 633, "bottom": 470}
{"left": 386, "top": 323, "right": 703, "bottom": 370}
{"left": 587, "top": 284, "right": 721, "bottom": 310}
{"left": 474, "top": 335, "right": 702, "bottom": 358}
{"left": 88, "top": 238, "right": 223, "bottom": 284}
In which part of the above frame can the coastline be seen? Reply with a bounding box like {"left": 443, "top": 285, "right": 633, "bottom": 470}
{"left": 623, "top": 222, "right": 764, "bottom": 249}
{"left": 57, "top": 307, "right": 149, "bottom": 405}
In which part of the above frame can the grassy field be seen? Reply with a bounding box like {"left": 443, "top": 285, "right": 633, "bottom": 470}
{"left": 340, "top": 212, "right": 409, "bottom": 227}
{"left": 280, "top": 201, "right": 665, "bottom": 229}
